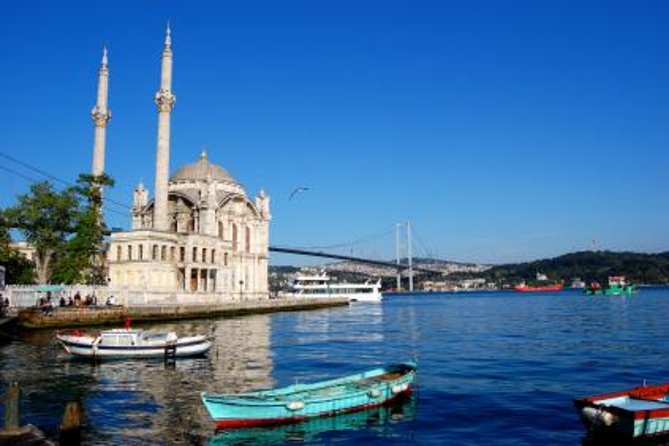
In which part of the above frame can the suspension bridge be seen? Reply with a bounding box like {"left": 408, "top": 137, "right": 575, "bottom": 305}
{"left": 270, "top": 222, "right": 440, "bottom": 291}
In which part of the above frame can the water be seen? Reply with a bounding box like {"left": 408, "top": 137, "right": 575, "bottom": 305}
{"left": 2, "top": 288, "right": 669, "bottom": 445}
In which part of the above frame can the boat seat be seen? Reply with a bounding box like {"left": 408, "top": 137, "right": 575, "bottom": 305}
{"left": 608, "top": 397, "right": 669, "bottom": 411}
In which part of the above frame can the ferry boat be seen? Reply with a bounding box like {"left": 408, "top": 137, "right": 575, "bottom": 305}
{"left": 285, "top": 272, "right": 382, "bottom": 302}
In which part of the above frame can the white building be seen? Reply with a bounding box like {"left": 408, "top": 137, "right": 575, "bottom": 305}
{"left": 106, "top": 27, "right": 271, "bottom": 304}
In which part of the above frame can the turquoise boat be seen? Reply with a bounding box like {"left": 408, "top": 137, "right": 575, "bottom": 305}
{"left": 208, "top": 393, "right": 416, "bottom": 445}
{"left": 201, "top": 362, "right": 417, "bottom": 429}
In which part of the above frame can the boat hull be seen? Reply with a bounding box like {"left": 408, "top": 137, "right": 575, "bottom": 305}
{"left": 574, "top": 383, "right": 669, "bottom": 439}
{"left": 202, "top": 362, "right": 416, "bottom": 429}
{"left": 514, "top": 284, "right": 563, "bottom": 292}
{"left": 57, "top": 333, "right": 211, "bottom": 359}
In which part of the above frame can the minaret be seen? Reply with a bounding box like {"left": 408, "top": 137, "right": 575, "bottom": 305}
{"left": 153, "top": 24, "right": 176, "bottom": 231}
{"left": 91, "top": 46, "right": 111, "bottom": 176}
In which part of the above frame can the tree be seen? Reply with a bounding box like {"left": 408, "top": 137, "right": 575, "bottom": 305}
{"left": 52, "top": 174, "right": 114, "bottom": 284}
{"left": 4, "top": 182, "right": 78, "bottom": 284}
{"left": 0, "top": 209, "right": 35, "bottom": 284}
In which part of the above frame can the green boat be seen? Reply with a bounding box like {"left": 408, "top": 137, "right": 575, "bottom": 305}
{"left": 201, "top": 362, "right": 417, "bottom": 429}
{"left": 585, "top": 276, "right": 635, "bottom": 296}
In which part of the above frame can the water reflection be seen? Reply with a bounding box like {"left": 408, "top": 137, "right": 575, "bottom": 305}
{"left": 0, "top": 315, "right": 274, "bottom": 444}
{"left": 208, "top": 394, "right": 417, "bottom": 446}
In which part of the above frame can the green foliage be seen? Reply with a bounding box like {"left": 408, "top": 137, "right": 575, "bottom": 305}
{"left": 3, "top": 174, "right": 114, "bottom": 285}
{"left": 3, "top": 181, "right": 78, "bottom": 283}
{"left": 0, "top": 209, "right": 35, "bottom": 284}
{"left": 481, "top": 251, "right": 669, "bottom": 286}
{"left": 52, "top": 174, "right": 114, "bottom": 285}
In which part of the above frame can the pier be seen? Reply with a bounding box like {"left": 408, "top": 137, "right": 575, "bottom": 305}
{"left": 16, "top": 297, "right": 349, "bottom": 329}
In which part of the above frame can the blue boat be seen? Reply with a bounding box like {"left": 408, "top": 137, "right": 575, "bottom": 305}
{"left": 207, "top": 393, "right": 416, "bottom": 445}
{"left": 201, "top": 362, "right": 417, "bottom": 429}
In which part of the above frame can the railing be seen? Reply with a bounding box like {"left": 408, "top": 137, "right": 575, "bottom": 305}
{"left": 4, "top": 285, "right": 115, "bottom": 309}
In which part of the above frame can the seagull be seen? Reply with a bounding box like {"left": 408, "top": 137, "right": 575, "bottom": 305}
{"left": 289, "top": 187, "right": 310, "bottom": 201}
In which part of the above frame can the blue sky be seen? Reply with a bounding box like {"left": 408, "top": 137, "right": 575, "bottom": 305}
{"left": 0, "top": 1, "right": 667, "bottom": 264}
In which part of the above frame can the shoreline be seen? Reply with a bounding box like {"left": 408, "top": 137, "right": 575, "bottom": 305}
{"left": 15, "top": 297, "right": 349, "bottom": 330}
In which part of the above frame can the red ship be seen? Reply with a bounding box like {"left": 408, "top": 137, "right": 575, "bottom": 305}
{"left": 514, "top": 283, "right": 564, "bottom": 292}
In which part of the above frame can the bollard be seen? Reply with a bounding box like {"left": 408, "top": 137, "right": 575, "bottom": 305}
{"left": 3, "top": 381, "right": 20, "bottom": 431}
{"left": 59, "top": 401, "right": 82, "bottom": 445}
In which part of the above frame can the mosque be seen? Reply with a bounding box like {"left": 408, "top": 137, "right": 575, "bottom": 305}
{"left": 94, "top": 27, "right": 270, "bottom": 304}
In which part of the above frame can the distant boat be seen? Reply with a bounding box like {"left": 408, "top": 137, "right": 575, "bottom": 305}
{"left": 515, "top": 272, "right": 563, "bottom": 292}
{"left": 570, "top": 278, "right": 586, "bottom": 289}
{"left": 56, "top": 328, "right": 212, "bottom": 359}
{"left": 585, "top": 276, "right": 635, "bottom": 296}
{"left": 201, "top": 361, "right": 417, "bottom": 429}
{"left": 574, "top": 382, "right": 669, "bottom": 440}
{"left": 514, "top": 283, "right": 564, "bottom": 292}
{"left": 285, "top": 271, "right": 382, "bottom": 302}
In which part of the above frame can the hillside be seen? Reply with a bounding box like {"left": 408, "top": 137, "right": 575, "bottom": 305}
{"left": 270, "top": 251, "right": 669, "bottom": 290}
{"left": 480, "top": 251, "right": 669, "bottom": 285}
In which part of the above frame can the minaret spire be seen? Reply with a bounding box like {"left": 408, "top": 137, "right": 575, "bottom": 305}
{"left": 153, "top": 23, "right": 176, "bottom": 231}
{"left": 91, "top": 45, "right": 111, "bottom": 177}
{"left": 165, "top": 22, "right": 171, "bottom": 47}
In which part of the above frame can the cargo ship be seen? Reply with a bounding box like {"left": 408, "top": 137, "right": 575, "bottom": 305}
{"left": 514, "top": 283, "right": 564, "bottom": 292}
{"left": 514, "top": 272, "right": 563, "bottom": 292}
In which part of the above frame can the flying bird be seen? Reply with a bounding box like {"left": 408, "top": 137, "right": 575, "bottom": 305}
{"left": 289, "top": 187, "right": 310, "bottom": 201}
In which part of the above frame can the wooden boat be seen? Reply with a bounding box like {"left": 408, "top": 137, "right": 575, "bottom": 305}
{"left": 574, "top": 383, "right": 669, "bottom": 439}
{"left": 56, "top": 328, "right": 212, "bottom": 359}
{"left": 201, "top": 361, "right": 417, "bottom": 429}
{"left": 208, "top": 393, "right": 416, "bottom": 444}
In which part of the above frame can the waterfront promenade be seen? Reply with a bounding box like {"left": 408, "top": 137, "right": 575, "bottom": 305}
{"left": 14, "top": 297, "right": 349, "bottom": 329}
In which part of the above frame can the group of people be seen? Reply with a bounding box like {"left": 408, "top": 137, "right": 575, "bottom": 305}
{"left": 36, "top": 291, "right": 119, "bottom": 315}
{"left": 60, "top": 291, "right": 98, "bottom": 307}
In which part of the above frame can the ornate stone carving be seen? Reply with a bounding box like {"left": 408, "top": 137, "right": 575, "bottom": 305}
{"left": 154, "top": 88, "right": 176, "bottom": 112}
{"left": 91, "top": 106, "right": 111, "bottom": 127}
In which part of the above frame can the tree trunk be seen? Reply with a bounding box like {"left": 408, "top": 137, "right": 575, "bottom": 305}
{"left": 36, "top": 249, "right": 53, "bottom": 284}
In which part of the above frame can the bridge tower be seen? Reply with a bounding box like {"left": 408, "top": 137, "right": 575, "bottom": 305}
{"left": 395, "top": 221, "right": 414, "bottom": 292}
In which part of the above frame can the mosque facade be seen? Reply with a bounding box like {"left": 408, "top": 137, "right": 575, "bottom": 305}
{"left": 100, "top": 27, "right": 270, "bottom": 304}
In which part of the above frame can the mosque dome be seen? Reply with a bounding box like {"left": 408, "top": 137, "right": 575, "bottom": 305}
{"left": 170, "top": 151, "right": 235, "bottom": 183}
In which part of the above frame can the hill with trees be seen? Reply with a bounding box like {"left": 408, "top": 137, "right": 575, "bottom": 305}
{"left": 477, "top": 251, "right": 669, "bottom": 286}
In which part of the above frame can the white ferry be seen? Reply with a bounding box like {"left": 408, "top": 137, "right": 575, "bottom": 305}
{"left": 286, "top": 272, "right": 383, "bottom": 303}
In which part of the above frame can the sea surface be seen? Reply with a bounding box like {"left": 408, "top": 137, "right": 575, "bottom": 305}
{"left": 2, "top": 287, "right": 669, "bottom": 445}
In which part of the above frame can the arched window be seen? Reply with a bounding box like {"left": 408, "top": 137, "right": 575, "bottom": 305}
{"left": 218, "top": 221, "right": 224, "bottom": 238}
{"left": 116, "top": 246, "right": 122, "bottom": 261}
{"left": 211, "top": 249, "right": 216, "bottom": 263}
{"left": 161, "top": 245, "right": 167, "bottom": 261}
{"left": 152, "top": 245, "right": 158, "bottom": 260}
{"left": 139, "top": 244, "right": 144, "bottom": 260}
{"left": 245, "top": 227, "right": 251, "bottom": 253}
{"left": 180, "top": 247, "right": 185, "bottom": 262}
{"left": 192, "top": 247, "right": 197, "bottom": 262}
{"left": 127, "top": 245, "right": 133, "bottom": 260}
{"left": 224, "top": 252, "right": 228, "bottom": 266}
{"left": 232, "top": 224, "right": 238, "bottom": 251}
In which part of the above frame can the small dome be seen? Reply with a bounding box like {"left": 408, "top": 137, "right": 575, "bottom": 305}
{"left": 170, "top": 151, "right": 235, "bottom": 183}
